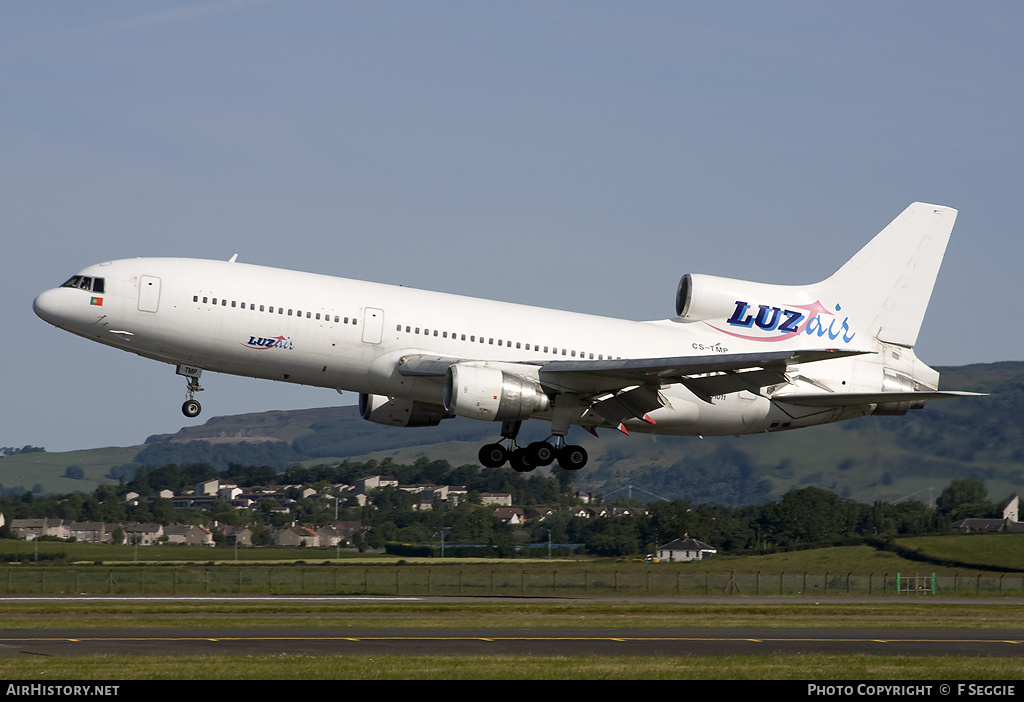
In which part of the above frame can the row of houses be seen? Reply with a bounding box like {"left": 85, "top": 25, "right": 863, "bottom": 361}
{"left": 8, "top": 518, "right": 368, "bottom": 548}
{"left": 951, "top": 495, "right": 1023, "bottom": 533}
{"left": 153, "top": 475, "right": 514, "bottom": 512}
{"left": 4, "top": 474, "right": 667, "bottom": 547}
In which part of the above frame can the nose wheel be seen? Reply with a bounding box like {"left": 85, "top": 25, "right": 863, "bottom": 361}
{"left": 177, "top": 365, "right": 204, "bottom": 418}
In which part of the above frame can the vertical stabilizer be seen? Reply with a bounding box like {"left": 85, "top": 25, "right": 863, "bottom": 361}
{"left": 821, "top": 202, "right": 956, "bottom": 348}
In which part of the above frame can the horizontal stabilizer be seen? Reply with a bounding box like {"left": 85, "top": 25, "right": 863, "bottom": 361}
{"left": 773, "top": 390, "right": 985, "bottom": 407}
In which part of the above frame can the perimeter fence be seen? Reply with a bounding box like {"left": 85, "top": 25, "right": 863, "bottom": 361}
{"left": 2, "top": 566, "right": 1023, "bottom": 597}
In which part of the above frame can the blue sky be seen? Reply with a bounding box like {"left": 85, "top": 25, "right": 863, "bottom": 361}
{"left": 3, "top": 1, "right": 1022, "bottom": 452}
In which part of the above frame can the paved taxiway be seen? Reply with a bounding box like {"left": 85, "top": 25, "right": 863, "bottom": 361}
{"left": 2, "top": 597, "right": 1021, "bottom": 657}
{"left": 0, "top": 628, "right": 1020, "bottom": 657}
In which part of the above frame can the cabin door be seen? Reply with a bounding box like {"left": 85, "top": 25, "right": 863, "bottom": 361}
{"left": 138, "top": 275, "right": 161, "bottom": 313}
{"left": 361, "top": 307, "right": 384, "bottom": 344}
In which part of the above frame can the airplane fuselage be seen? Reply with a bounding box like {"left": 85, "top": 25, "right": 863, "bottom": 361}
{"left": 34, "top": 256, "right": 906, "bottom": 438}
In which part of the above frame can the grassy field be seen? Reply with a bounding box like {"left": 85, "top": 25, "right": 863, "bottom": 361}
{"left": 0, "top": 540, "right": 1019, "bottom": 597}
{"left": 5, "top": 533, "right": 1023, "bottom": 570}
{"left": 1, "top": 599, "right": 1023, "bottom": 630}
{"left": 0, "top": 536, "right": 1021, "bottom": 600}
{"left": 1, "top": 653, "right": 1021, "bottom": 680}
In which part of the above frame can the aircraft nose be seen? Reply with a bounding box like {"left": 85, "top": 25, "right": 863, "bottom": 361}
{"left": 33, "top": 288, "right": 67, "bottom": 326}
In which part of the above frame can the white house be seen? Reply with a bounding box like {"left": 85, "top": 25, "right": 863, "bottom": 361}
{"left": 656, "top": 537, "right": 717, "bottom": 562}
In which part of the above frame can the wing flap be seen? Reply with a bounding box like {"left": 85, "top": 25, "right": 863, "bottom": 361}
{"left": 539, "top": 348, "right": 864, "bottom": 382}
{"left": 586, "top": 386, "right": 669, "bottom": 426}
{"left": 679, "top": 368, "right": 789, "bottom": 403}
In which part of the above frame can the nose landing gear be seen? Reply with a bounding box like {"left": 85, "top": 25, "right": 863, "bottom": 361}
{"left": 176, "top": 364, "right": 204, "bottom": 418}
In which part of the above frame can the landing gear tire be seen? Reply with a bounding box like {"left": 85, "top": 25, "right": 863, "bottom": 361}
{"left": 478, "top": 443, "right": 509, "bottom": 468}
{"left": 526, "top": 441, "right": 556, "bottom": 467}
{"left": 182, "top": 399, "right": 202, "bottom": 418}
{"left": 557, "top": 444, "right": 588, "bottom": 471}
{"left": 509, "top": 448, "right": 535, "bottom": 473}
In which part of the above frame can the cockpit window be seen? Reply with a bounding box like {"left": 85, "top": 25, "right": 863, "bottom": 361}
{"left": 61, "top": 276, "right": 105, "bottom": 293}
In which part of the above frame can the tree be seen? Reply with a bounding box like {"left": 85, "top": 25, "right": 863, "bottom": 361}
{"left": 936, "top": 478, "right": 997, "bottom": 520}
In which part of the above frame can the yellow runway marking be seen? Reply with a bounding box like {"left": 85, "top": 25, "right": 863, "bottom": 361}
{"left": 7, "top": 635, "right": 1022, "bottom": 644}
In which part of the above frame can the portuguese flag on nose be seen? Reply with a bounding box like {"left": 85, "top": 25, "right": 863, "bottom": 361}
{"left": 91, "top": 297, "right": 103, "bottom": 306}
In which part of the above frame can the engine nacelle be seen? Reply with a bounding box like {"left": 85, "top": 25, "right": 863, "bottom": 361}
{"left": 443, "top": 364, "right": 551, "bottom": 422}
{"left": 358, "top": 393, "right": 448, "bottom": 427}
{"left": 675, "top": 273, "right": 812, "bottom": 323}
{"left": 871, "top": 400, "right": 923, "bottom": 416}
{"left": 872, "top": 369, "right": 926, "bottom": 415}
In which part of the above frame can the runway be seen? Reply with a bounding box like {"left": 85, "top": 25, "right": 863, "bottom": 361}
{"left": 0, "top": 628, "right": 1020, "bottom": 657}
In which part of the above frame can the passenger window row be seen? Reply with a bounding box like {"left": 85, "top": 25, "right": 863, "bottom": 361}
{"left": 394, "top": 323, "right": 618, "bottom": 360}
{"left": 192, "top": 295, "right": 358, "bottom": 326}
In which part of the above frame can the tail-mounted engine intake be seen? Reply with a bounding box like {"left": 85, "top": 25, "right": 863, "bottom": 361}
{"left": 675, "top": 273, "right": 810, "bottom": 323}
{"left": 359, "top": 393, "right": 448, "bottom": 427}
{"left": 444, "top": 364, "right": 551, "bottom": 422}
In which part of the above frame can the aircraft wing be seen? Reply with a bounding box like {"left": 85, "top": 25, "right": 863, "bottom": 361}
{"left": 397, "top": 348, "right": 867, "bottom": 399}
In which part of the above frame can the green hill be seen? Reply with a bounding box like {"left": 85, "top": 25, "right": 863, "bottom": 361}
{"left": 2, "top": 361, "right": 1021, "bottom": 505}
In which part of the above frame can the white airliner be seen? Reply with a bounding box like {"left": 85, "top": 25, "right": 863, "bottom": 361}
{"left": 34, "top": 202, "right": 978, "bottom": 472}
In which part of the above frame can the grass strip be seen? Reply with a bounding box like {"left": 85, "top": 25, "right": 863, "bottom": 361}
{"left": 0, "top": 653, "right": 1020, "bottom": 680}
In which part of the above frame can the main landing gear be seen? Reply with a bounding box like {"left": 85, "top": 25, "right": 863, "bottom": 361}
{"left": 478, "top": 421, "right": 588, "bottom": 472}
{"left": 176, "top": 364, "right": 204, "bottom": 418}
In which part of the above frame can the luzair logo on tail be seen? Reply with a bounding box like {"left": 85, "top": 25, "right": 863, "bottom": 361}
{"left": 714, "top": 299, "right": 856, "bottom": 343}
